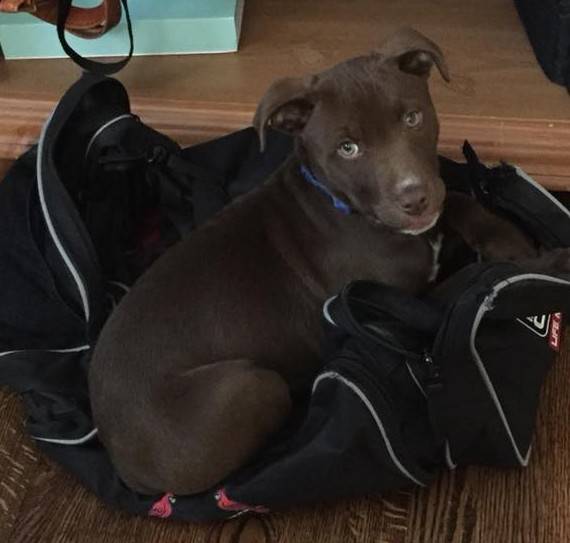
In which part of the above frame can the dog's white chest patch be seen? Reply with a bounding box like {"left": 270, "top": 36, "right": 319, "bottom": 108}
{"left": 427, "top": 233, "right": 444, "bottom": 283}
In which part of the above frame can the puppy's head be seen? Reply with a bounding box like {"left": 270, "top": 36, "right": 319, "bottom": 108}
{"left": 254, "top": 28, "right": 449, "bottom": 235}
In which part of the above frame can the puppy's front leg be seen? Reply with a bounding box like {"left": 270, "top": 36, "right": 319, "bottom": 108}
{"left": 443, "top": 192, "right": 538, "bottom": 262}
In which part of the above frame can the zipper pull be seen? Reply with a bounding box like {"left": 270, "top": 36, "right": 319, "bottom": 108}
{"left": 423, "top": 351, "right": 443, "bottom": 394}
{"left": 423, "top": 351, "right": 447, "bottom": 447}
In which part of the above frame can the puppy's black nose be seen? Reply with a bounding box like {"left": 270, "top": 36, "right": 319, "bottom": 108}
{"left": 398, "top": 187, "right": 429, "bottom": 216}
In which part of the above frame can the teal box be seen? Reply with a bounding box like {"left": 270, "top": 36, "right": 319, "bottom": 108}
{"left": 0, "top": 0, "right": 245, "bottom": 59}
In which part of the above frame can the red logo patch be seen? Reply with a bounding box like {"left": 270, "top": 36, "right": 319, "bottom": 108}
{"left": 548, "top": 312, "right": 563, "bottom": 352}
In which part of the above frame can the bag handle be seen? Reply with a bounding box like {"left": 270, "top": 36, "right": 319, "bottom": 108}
{"left": 328, "top": 280, "right": 442, "bottom": 361}
{"left": 57, "top": 0, "right": 133, "bottom": 75}
{"left": 0, "top": 0, "right": 121, "bottom": 38}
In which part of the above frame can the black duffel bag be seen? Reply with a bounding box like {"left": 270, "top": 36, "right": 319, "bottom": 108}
{"left": 515, "top": 0, "right": 570, "bottom": 87}
{"left": 0, "top": 73, "right": 568, "bottom": 521}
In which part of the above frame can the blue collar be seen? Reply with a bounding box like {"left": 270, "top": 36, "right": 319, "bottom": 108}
{"left": 299, "top": 165, "right": 351, "bottom": 215}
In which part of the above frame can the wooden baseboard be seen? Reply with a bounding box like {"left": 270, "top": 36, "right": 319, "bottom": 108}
{"left": 1, "top": 95, "right": 569, "bottom": 191}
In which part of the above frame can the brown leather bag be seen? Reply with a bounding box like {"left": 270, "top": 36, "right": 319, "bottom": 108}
{"left": 0, "top": 0, "right": 121, "bottom": 38}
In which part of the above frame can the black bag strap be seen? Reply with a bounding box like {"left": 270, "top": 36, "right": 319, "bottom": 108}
{"left": 165, "top": 152, "right": 229, "bottom": 228}
{"left": 57, "top": 0, "right": 133, "bottom": 75}
{"left": 462, "top": 140, "right": 490, "bottom": 202}
{"left": 327, "top": 280, "right": 442, "bottom": 362}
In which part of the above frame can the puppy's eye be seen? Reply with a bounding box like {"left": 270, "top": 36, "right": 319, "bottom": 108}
{"left": 404, "top": 110, "right": 423, "bottom": 129}
{"left": 337, "top": 140, "right": 360, "bottom": 159}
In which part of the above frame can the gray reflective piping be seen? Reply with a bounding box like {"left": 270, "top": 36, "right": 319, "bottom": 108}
{"left": 445, "top": 441, "right": 457, "bottom": 470}
{"left": 322, "top": 296, "right": 337, "bottom": 326}
{"left": 26, "top": 112, "right": 134, "bottom": 447}
{"left": 0, "top": 345, "right": 90, "bottom": 358}
{"left": 85, "top": 113, "right": 134, "bottom": 158}
{"left": 313, "top": 371, "right": 425, "bottom": 486}
{"left": 37, "top": 112, "right": 90, "bottom": 322}
{"left": 108, "top": 280, "right": 130, "bottom": 294}
{"left": 513, "top": 166, "right": 570, "bottom": 219}
{"left": 405, "top": 362, "right": 427, "bottom": 398}
{"left": 33, "top": 427, "right": 98, "bottom": 445}
{"left": 470, "top": 273, "right": 570, "bottom": 466}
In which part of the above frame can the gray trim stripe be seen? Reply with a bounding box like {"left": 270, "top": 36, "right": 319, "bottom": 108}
{"left": 33, "top": 427, "right": 98, "bottom": 445}
{"left": 470, "top": 273, "right": 570, "bottom": 466}
{"left": 445, "top": 441, "right": 457, "bottom": 470}
{"left": 0, "top": 345, "right": 90, "bottom": 358}
{"left": 405, "top": 362, "right": 427, "bottom": 398}
{"left": 322, "top": 296, "right": 337, "bottom": 326}
{"left": 85, "top": 113, "right": 134, "bottom": 158}
{"left": 313, "top": 371, "right": 425, "bottom": 486}
{"left": 513, "top": 166, "right": 570, "bottom": 220}
{"left": 37, "top": 112, "right": 91, "bottom": 323}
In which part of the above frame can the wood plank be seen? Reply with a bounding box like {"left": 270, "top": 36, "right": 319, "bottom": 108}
{"left": 1, "top": 0, "right": 570, "bottom": 189}
{"left": 0, "top": 388, "right": 42, "bottom": 543}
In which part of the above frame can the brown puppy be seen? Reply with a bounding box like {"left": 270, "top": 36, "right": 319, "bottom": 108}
{"left": 88, "top": 29, "right": 541, "bottom": 495}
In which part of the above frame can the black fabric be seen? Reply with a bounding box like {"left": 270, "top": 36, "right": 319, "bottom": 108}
{"left": 0, "top": 74, "right": 569, "bottom": 521}
{"left": 427, "top": 263, "right": 569, "bottom": 467}
{"left": 0, "top": 150, "right": 87, "bottom": 351}
{"left": 514, "top": 0, "right": 570, "bottom": 87}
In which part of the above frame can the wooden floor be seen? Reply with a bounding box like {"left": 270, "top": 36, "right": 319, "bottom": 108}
{"left": 0, "top": 329, "right": 569, "bottom": 543}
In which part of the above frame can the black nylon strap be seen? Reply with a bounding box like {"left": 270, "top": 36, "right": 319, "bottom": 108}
{"left": 57, "top": 0, "right": 134, "bottom": 75}
{"left": 462, "top": 140, "right": 491, "bottom": 204}
{"left": 329, "top": 281, "right": 442, "bottom": 362}
{"left": 165, "top": 152, "right": 228, "bottom": 228}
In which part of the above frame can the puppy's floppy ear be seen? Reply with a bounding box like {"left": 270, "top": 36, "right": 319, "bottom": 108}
{"left": 253, "top": 76, "right": 317, "bottom": 152}
{"left": 378, "top": 27, "right": 450, "bottom": 82}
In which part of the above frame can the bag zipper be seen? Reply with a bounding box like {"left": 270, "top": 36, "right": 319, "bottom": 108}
{"left": 423, "top": 351, "right": 443, "bottom": 395}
